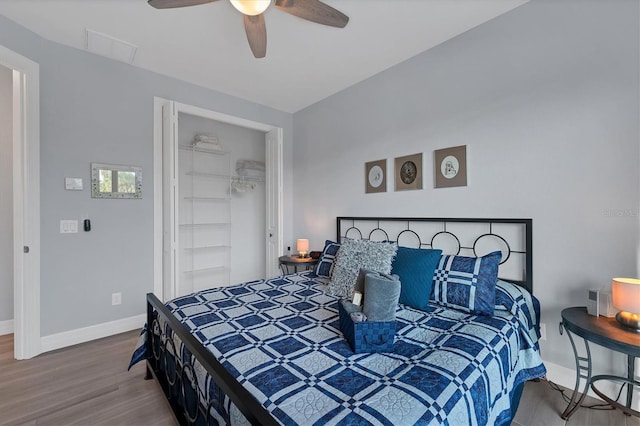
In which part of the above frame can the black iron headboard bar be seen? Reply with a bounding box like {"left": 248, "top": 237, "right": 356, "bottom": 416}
{"left": 336, "top": 217, "right": 533, "bottom": 293}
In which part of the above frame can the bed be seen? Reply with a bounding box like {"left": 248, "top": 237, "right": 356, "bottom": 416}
{"left": 131, "top": 217, "right": 546, "bottom": 425}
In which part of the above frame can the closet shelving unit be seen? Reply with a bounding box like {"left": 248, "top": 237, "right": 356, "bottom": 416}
{"left": 178, "top": 142, "right": 232, "bottom": 294}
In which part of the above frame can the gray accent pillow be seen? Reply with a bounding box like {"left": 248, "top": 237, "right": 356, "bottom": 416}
{"left": 354, "top": 268, "right": 398, "bottom": 295}
{"left": 327, "top": 239, "right": 398, "bottom": 297}
{"left": 363, "top": 273, "right": 401, "bottom": 322}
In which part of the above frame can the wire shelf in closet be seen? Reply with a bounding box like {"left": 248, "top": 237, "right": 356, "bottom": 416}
{"left": 183, "top": 266, "right": 229, "bottom": 274}
{"left": 183, "top": 245, "right": 231, "bottom": 252}
{"left": 178, "top": 144, "right": 229, "bottom": 155}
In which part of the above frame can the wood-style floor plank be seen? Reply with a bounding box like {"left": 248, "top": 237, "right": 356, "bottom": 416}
{"left": 0, "top": 331, "right": 177, "bottom": 425}
{"left": 512, "top": 379, "right": 638, "bottom": 426}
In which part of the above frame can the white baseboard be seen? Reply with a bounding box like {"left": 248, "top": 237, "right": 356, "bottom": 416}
{"left": 0, "top": 319, "right": 14, "bottom": 336}
{"left": 40, "top": 314, "right": 146, "bottom": 353}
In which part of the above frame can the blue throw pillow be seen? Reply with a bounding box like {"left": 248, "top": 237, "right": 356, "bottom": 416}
{"left": 391, "top": 247, "right": 442, "bottom": 311}
{"left": 431, "top": 251, "right": 501, "bottom": 316}
{"left": 314, "top": 240, "right": 341, "bottom": 278}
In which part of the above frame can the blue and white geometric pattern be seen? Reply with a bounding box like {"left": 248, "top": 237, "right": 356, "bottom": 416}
{"left": 432, "top": 251, "right": 501, "bottom": 316}
{"left": 314, "top": 240, "right": 341, "bottom": 278}
{"left": 138, "top": 271, "right": 546, "bottom": 426}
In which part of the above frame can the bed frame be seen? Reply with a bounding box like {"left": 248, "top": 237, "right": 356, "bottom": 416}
{"left": 336, "top": 217, "right": 533, "bottom": 293}
{"left": 145, "top": 217, "right": 533, "bottom": 425}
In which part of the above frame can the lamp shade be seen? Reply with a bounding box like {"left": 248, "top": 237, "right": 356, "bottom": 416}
{"left": 611, "top": 278, "right": 640, "bottom": 313}
{"left": 296, "top": 239, "right": 309, "bottom": 254}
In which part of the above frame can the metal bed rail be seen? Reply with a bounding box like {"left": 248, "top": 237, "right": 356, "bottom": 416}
{"left": 145, "top": 292, "right": 278, "bottom": 425}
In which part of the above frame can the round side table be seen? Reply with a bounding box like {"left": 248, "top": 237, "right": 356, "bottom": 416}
{"left": 560, "top": 306, "right": 640, "bottom": 419}
{"left": 278, "top": 255, "right": 318, "bottom": 275}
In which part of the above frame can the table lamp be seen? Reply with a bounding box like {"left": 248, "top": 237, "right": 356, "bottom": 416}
{"left": 611, "top": 278, "right": 640, "bottom": 332}
{"left": 297, "top": 239, "right": 309, "bottom": 258}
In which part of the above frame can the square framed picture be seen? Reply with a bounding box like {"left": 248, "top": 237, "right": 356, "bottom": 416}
{"left": 434, "top": 145, "right": 467, "bottom": 188}
{"left": 365, "top": 159, "right": 386, "bottom": 193}
{"left": 394, "top": 153, "right": 423, "bottom": 191}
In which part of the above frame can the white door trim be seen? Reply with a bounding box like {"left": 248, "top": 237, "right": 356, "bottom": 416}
{"left": 153, "top": 97, "right": 283, "bottom": 301}
{"left": 266, "top": 128, "right": 283, "bottom": 278}
{"left": 0, "top": 44, "right": 41, "bottom": 360}
{"left": 152, "top": 98, "right": 164, "bottom": 299}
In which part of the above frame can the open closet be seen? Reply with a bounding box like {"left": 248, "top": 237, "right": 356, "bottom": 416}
{"left": 158, "top": 100, "right": 283, "bottom": 301}
{"left": 178, "top": 113, "right": 266, "bottom": 295}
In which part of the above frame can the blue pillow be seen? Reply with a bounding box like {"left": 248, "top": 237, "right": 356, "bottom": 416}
{"left": 391, "top": 247, "right": 442, "bottom": 311}
{"left": 314, "top": 240, "right": 341, "bottom": 278}
{"left": 431, "top": 251, "right": 501, "bottom": 316}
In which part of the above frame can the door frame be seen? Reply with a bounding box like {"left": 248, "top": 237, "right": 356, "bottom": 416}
{"left": 153, "top": 97, "right": 283, "bottom": 301}
{"left": 0, "top": 45, "right": 41, "bottom": 360}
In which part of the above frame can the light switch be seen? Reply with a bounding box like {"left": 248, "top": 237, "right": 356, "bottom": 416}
{"left": 65, "top": 178, "right": 83, "bottom": 190}
{"left": 60, "top": 220, "right": 78, "bottom": 234}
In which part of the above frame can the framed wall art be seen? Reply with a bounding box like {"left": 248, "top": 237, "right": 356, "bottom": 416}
{"left": 434, "top": 145, "right": 467, "bottom": 188}
{"left": 394, "top": 153, "right": 423, "bottom": 191}
{"left": 365, "top": 159, "right": 386, "bottom": 193}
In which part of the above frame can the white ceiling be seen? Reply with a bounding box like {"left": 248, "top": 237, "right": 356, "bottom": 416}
{"left": 0, "top": 0, "right": 527, "bottom": 113}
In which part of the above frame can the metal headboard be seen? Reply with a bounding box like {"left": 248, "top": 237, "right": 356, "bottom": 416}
{"left": 336, "top": 217, "right": 533, "bottom": 294}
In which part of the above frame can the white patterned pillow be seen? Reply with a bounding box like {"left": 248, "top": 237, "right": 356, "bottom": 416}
{"left": 327, "top": 239, "right": 398, "bottom": 297}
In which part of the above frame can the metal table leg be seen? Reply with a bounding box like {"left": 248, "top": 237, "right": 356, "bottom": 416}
{"left": 560, "top": 322, "right": 592, "bottom": 420}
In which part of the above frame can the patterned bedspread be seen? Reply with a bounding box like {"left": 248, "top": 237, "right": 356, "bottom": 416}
{"left": 133, "top": 272, "right": 546, "bottom": 425}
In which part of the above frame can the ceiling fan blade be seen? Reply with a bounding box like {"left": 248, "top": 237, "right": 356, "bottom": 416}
{"left": 244, "top": 14, "right": 267, "bottom": 58}
{"left": 148, "top": 0, "right": 219, "bottom": 9}
{"left": 274, "top": 0, "right": 348, "bottom": 28}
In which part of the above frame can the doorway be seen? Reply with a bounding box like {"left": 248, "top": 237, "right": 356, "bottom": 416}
{"left": 0, "top": 65, "right": 13, "bottom": 336}
{"left": 153, "top": 99, "right": 283, "bottom": 301}
{"left": 0, "top": 44, "right": 41, "bottom": 360}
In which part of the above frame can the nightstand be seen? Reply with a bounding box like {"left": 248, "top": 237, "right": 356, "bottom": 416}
{"left": 278, "top": 255, "right": 318, "bottom": 275}
{"left": 560, "top": 307, "right": 640, "bottom": 419}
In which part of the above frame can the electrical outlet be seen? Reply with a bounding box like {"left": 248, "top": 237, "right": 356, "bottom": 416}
{"left": 540, "top": 322, "right": 546, "bottom": 341}
{"left": 111, "top": 292, "right": 122, "bottom": 306}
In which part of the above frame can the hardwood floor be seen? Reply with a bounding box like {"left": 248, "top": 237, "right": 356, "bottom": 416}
{"left": 0, "top": 330, "right": 638, "bottom": 426}
{"left": 513, "top": 379, "right": 640, "bottom": 426}
{"left": 0, "top": 331, "right": 177, "bottom": 425}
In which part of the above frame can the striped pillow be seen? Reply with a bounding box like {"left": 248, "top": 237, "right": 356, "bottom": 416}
{"left": 314, "top": 240, "right": 341, "bottom": 278}
{"left": 431, "top": 251, "right": 501, "bottom": 316}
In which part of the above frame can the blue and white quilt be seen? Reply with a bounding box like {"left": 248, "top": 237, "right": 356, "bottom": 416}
{"left": 133, "top": 272, "right": 546, "bottom": 425}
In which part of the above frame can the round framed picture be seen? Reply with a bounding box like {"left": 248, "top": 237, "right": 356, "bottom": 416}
{"left": 365, "top": 159, "right": 386, "bottom": 193}
{"left": 434, "top": 145, "right": 467, "bottom": 188}
{"left": 394, "top": 153, "right": 423, "bottom": 191}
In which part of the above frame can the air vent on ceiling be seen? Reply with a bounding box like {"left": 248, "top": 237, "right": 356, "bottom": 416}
{"left": 85, "top": 29, "right": 137, "bottom": 64}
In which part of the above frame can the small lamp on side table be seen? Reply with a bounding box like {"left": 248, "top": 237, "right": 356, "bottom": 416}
{"left": 611, "top": 277, "right": 640, "bottom": 332}
{"left": 296, "top": 239, "right": 309, "bottom": 258}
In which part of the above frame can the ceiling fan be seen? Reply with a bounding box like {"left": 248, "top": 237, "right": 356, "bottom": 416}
{"left": 148, "top": 0, "right": 349, "bottom": 58}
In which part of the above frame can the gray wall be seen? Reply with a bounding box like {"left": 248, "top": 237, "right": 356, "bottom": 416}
{"left": 0, "top": 15, "right": 293, "bottom": 336}
{"left": 0, "top": 64, "right": 12, "bottom": 322}
{"left": 293, "top": 0, "right": 639, "bottom": 376}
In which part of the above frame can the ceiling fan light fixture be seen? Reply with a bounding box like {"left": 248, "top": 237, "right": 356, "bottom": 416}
{"left": 230, "top": 0, "right": 271, "bottom": 16}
